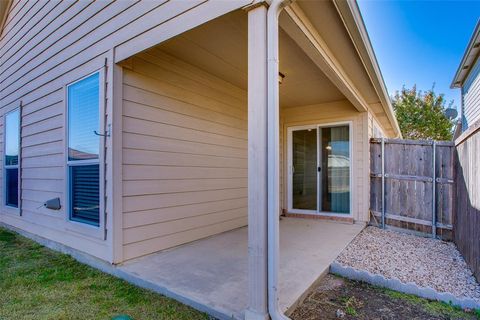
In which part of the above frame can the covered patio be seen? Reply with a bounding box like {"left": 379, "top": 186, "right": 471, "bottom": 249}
{"left": 118, "top": 218, "right": 363, "bottom": 320}
{"left": 112, "top": 1, "right": 397, "bottom": 319}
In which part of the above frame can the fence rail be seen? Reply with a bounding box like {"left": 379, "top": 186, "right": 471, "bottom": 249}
{"left": 370, "top": 138, "right": 455, "bottom": 240}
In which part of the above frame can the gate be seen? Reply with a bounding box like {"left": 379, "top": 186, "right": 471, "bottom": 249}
{"left": 370, "top": 138, "right": 455, "bottom": 240}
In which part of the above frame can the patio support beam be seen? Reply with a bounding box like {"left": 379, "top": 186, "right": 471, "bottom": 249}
{"left": 246, "top": 4, "right": 269, "bottom": 320}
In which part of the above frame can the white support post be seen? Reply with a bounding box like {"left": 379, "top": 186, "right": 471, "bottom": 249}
{"left": 245, "top": 4, "right": 269, "bottom": 320}
{"left": 267, "top": 1, "right": 291, "bottom": 319}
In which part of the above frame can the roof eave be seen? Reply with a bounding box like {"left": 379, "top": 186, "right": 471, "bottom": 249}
{"left": 333, "top": 0, "right": 402, "bottom": 138}
{"left": 451, "top": 20, "right": 480, "bottom": 88}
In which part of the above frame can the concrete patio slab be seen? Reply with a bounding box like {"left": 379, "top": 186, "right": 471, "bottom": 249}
{"left": 118, "top": 218, "right": 364, "bottom": 319}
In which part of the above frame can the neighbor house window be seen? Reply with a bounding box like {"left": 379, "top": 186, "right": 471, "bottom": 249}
{"left": 4, "top": 109, "right": 20, "bottom": 208}
{"left": 67, "top": 72, "right": 100, "bottom": 226}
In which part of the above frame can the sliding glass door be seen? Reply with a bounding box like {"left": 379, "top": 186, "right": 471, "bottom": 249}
{"left": 289, "top": 123, "right": 351, "bottom": 215}
{"left": 292, "top": 129, "right": 318, "bottom": 210}
{"left": 318, "top": 125, "right": 350, "bottom": 214}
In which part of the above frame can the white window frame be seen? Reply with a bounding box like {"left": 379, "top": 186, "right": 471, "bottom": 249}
{"left": 64, "top": 69, "right": 106, "bottom": 239}
{"left": 286, "top": 121, "right": 353, "bottom": 217}
{"left": 3, "top": 108, "right": 20, "bottom": 213}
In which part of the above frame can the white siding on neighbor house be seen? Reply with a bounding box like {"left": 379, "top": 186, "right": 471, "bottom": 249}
{"left": 462, "top": 57, "right": 480, "bottom": 130}
{"left": 0, "top": 0, "right": 250, "bottom": 262}
{"left": 121, "top": 50, "right": 248, "bottom": 261}
{"left": 280, "top": 101, "right": 370, "bottom": 222}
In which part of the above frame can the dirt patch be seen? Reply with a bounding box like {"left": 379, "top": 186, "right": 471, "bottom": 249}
{"left": 291, "top": 274, "right": 479, "bottom": 320}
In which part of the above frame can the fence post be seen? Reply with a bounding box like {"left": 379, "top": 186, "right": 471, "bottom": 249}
{"left": 381, "top": 137, "right": 385, "bottom": 229}
{"left": 432, "top": 141, "right": 436, "bottom": 238}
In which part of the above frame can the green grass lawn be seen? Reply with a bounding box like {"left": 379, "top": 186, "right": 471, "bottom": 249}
{"left": 0, "top": 227, "right": 209, "bottom": 320}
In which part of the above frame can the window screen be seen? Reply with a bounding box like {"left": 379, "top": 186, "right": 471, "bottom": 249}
{"left": 69, "top": 165, "right": 100, "bottom": 225}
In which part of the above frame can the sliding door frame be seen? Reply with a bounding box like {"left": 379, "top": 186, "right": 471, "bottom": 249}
{"left": 287, "top": 124, "right": 318, "bottom": 215}
{"left": 287, "top": 121, "right": 353, "bottom": 217}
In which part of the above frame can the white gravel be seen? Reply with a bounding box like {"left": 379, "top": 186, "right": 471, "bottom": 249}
{"left": 335, "top": 226, "right": 480, "bottom": 301}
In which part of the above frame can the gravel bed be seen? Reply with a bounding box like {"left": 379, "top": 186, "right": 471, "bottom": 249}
{"left": 335, "top": 226, "right": 480, "bottom": 301}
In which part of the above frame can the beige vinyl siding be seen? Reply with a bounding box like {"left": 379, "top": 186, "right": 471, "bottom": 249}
{"left": 463, "top": 57, "right": 480, "bottom": 129}
{"left": 121, "top": 51, "right": 248, "bottom": 261}
{"left": 280, "top": 101, "right": 370, "bottom": 222}
{"left": 0, "top": 55, "right": 109, "bottom": 260}
{"left": 367, "top": 112, "right": 373, "bottom": 139}
{"left": 0, "top": 119, "right": 3, "bottom": 208}
{"left": 0, "top": 0, "right": 249, "bottom": 262}
{"left": 367, "top": 112, "right": 385, "bottom": 139}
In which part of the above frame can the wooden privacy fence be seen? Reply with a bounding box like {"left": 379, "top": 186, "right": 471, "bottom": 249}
{"left": 453, "top": 122, "right": 480, "bottom": 281}
{"left": 370, "top": 138, "right": 455, "bottom": 240}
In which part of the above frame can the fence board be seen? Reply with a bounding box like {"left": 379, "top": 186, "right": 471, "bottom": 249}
{"left": 370, "top": 138, "right": 454, "bottom": 240}
{"left": 454, "top": 123, "right": 480, "bottom": 281}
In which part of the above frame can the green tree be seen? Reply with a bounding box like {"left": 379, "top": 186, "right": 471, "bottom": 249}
{"left": 392, "top": 85, "right": 454, "bottom": 140}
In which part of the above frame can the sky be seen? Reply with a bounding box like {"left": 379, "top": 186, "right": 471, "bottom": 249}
{"left": 357, "top": 0, "right": 480, "bottom": 112}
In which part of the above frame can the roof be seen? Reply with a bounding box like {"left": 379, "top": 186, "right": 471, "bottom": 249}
{"left": 451, "top": 20, "right": 480, "bottom": 88}
{"left": 0, "top": 0, "right": 400, "bottom": 137}
{"left": 333, "top": 0, "right": 402, "bottom": 138}
{"left": 254, "top": 0, "right": 402, "bottom": 138}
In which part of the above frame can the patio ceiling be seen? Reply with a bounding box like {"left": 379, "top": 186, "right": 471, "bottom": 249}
{"left": 154, "top": 9, "right": 346, "bottom": 108}
{"left": 120, "top": 0, "right": 400, "bottom": 137}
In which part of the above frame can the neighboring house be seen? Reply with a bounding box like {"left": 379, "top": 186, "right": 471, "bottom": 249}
{"left": 452, "top": 20, "right": 480, "bottom": 132}
{"left": 0, "top": 0, "right": 400, "bottom": 319}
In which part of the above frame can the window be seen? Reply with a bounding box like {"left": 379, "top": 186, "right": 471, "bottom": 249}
{"left": 4, "top": 109, "right": 20, "bottom": 208}
{"left": 67, "top": 72, "right": 101, "bottom": 226}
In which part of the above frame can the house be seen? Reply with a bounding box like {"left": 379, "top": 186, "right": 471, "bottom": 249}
{"left": 452, "top": 20, "right": 480, "bottom": 132}
{"left": 0, "top": 0, "right": 400, "bottom": 319}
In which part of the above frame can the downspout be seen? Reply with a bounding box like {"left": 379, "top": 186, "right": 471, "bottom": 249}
{"left": 266, "top": 0, "right": 292, "bottom": 319}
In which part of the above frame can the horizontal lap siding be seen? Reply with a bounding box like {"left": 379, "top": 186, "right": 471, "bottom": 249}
{"left": 0, "top": 122, "right": 3, "bottom": 201}
{"left": 281, "top": 101, "right": 369, "bottom": 222}
{"left": 122, "top": 53, "right": 247, "bottom": 261}
{"left": 368, "top": 112, "right": 385, "bottom": 138}
{"left": 0, "top": 0, "right": 240, "bottom": 262}
{"left": 463, "top": 58, "right": 480, "bottom": 129}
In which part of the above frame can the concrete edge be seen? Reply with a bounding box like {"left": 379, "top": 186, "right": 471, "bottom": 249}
{"left": 284, "top": 266, "right": 330, "bottom": 316}
{"left": 284, "top": 224, "right": 366, "bottom": 316}
{"left": 0, "top": 222, "right": 237, "bottom": 320}
{"left": 113, "top": 268, "right": 239, "bottom": 320}
{"left": 330, "top": 262, "right": 480, "bottom": 310}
